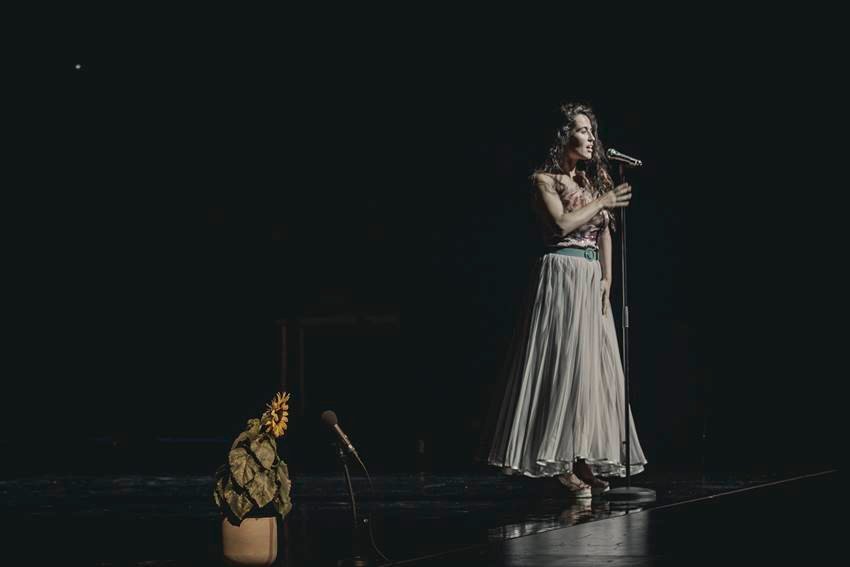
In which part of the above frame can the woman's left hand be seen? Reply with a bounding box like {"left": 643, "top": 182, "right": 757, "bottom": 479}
{"left": 601, "top": 279, "right": 611, "bottom": 315}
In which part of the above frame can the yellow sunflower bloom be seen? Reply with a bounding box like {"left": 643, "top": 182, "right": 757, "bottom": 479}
{"left": 262, "top": 392, "right": 291, "bottom": 438}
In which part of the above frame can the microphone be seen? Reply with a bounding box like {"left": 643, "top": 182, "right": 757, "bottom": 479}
{"left": 606, "top": 148, "right": 643, "bottom": 167}
{"left": 321, "top": 410, "right": 360, "bottom": 459}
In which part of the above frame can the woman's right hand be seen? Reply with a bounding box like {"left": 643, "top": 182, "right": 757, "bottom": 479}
{"left": 599, "top": 183, "right": 632, "bottom": 208}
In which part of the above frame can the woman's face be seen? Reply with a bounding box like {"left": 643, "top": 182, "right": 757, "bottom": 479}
{"left": 566, "top": 113, "right": 596, "bottom": 162}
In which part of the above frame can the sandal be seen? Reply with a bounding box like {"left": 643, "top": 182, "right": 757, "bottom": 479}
{"left": 557, "top": 472, "right": 592, "bottom": 498}
{"left": 585, "top": 476, "right": 610, "bottom": 496}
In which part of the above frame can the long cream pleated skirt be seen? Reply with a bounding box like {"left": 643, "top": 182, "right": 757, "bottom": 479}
{"left": 486, "top": 252, "right": 647, "bottom": 478}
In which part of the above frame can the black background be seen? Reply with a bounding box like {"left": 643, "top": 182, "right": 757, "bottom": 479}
{"left": 5, "top": 8, "right": 843, "bottom": 476}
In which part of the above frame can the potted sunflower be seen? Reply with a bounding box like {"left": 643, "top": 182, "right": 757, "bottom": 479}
{"left": 214, "top": 392, "right": 293, "bottom": 566}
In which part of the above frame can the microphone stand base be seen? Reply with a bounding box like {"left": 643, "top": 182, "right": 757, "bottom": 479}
{"left": 604, "top": 486, "right": 657, "bottom": 504}
{"left": 337, "top": 556, "right": 371, "bottom": 567}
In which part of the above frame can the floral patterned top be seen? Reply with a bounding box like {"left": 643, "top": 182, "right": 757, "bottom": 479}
{"left": 533, "top": 173, "right": 612, "bottom": 250}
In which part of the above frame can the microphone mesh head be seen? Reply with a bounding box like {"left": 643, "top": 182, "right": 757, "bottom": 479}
{"left": 320, "top": 410, "right": 338, "bottom": 427}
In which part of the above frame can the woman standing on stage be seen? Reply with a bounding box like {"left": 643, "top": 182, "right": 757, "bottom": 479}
{"left": 485, "top": 102, "right": 647, "bottom": 497}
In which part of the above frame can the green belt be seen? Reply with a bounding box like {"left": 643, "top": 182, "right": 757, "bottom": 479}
{"left": 549, "top": 247, "right": 599, "bottom": 261}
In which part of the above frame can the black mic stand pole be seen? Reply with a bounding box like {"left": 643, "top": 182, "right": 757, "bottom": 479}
{"left": 604, "top": 162, "right": 656, "bottom": 506}
{"left": 336, "top": 443, "right": 371, "bottom": 567}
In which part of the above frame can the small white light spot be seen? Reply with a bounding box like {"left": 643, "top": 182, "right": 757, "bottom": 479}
{"left": 75, "top": 64, "right": 82, "bottom": 70}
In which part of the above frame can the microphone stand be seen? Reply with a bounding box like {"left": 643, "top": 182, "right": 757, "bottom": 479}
{"left": 336, "top": 443, "right": 371, "bottom": 567}
{"left": 604, "top": 162, "right": 656, "bottom": 506}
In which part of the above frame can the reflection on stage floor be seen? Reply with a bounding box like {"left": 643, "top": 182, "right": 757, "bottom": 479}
{"left": 1, "top": 466, "right": 838, "bottom": 565}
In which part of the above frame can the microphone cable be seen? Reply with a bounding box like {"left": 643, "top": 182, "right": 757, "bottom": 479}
{"left": 357, "top": 458, "right": 393, "bottom": 565}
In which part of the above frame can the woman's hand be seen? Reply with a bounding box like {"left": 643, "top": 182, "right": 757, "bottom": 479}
{"left": 599, "top": 183, "right": 632, "bottom": 209}
{"left": 601, "top": 278, "right": 611, "bottom": 315}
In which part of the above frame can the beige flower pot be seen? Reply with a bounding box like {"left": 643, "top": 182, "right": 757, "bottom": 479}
{"left": 221, "top": 516, "right": 278, "bottom": 566}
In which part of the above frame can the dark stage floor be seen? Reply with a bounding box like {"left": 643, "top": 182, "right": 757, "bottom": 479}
{"left": 1, "top": 466, "right": 839, "bottom": 565}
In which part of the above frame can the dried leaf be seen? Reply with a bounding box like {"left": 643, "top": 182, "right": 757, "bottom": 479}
{"left": 226, "top": 487, "right": 254, "bottom": 520}
{"left": 228, "top": 447, "right": 255, "bottom": 486}
{"left": 246, "top": 470, "right": 277, "bottom": 508}
{"left": 250, "top": 435, "right": 277, "bottom": 469}
{"left": 274, "top": 462, "right": 292, "bottom": 518}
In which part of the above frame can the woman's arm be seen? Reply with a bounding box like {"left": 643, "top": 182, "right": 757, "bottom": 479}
{"left": 599, "top": 226, "right": 613, "bottom": 314}
{"left": 599, "top": 225, "right": 612, "bottom": 282}
{"left": 532, "top": 173, "right": 608, "bottom": 236}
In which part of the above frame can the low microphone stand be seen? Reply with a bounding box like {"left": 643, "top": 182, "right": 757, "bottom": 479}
{"left": 604, "top": 162, "right": 656, "bottom": 507}
{"left": 336, "top": 443, "right": 371, "bottom": 567}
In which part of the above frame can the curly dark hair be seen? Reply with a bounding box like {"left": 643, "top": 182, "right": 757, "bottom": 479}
{"left": 535, "top": 102, "right": 615, "bottom": 197}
